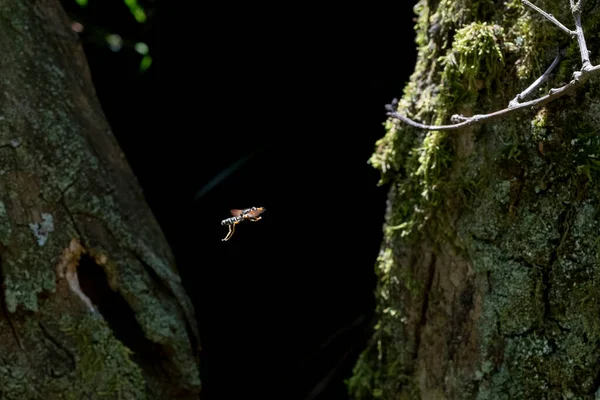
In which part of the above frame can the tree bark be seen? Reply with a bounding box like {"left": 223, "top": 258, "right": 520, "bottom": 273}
{"left": 350, "top": 0, "right": 600, "bottom": 399}
{"left": 0, "top": 1, "right": 200, "bottom": 398}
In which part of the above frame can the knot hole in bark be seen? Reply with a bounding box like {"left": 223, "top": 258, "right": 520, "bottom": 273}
{"left": 76, "top": 254, "right": 167, "bottom": 375}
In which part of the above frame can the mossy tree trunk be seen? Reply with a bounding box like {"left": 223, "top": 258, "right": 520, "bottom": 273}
{"left": 0, "top": 2, "right": 200, "bottom": 399}
{"left": 350, "top": 1, "right": 600, "bottom": 399}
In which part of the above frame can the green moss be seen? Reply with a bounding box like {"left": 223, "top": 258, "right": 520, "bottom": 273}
{"left": 371, "top": 3, "right": 520, "bottom": 242}
{"left": 352, "top": 0, "right": 600, "bottom": 398}
{"left": 367, "top": 0, "right": 581, "bottom": 243}
{"left": 412, "top": 1, "right": 429, "bottom": 49}
{"left": 530, "top": 108, "right": 548, "bottom": 142}
{"left": 0, "top": 312, "right": 146, "bottom": 399}
{"left": 56, "top": 313, "right": 146, "bottom": 399}
{"left": 347, "top": 346, "right": 381, "bottom": 399}
{"left": 440, "top": 21, "right": 505, "bottom": 107}
{"left": 349, "top": 243, "right": 423, "bottom": 399}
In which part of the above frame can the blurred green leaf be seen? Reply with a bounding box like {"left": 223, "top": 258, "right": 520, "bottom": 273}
{"left": 132, "top": 8, "right": 146, "bottom": 23}
{"left": 75, "top": 0, "right": 88, "bottom": 6}
{"left": 124, "top": 0, "right": 147, "bottom": 23}
{"left": 134, "top": 42, "right": 149, "bottom": 55}
{"left": 105, "top": 34, "right": 123, "bottom": 52}
{"left": 140, "top": 55, "right": 152, "bottom": 72}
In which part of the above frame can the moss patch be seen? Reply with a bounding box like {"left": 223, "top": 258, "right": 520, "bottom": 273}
{"left": 55, "top": 313, "right": 147, "bottom": 399}
{"left": 351, "top": 0, "right": 600, "bottom": 397}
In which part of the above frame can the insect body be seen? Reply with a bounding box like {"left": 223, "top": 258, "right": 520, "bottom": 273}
{"left": 221, "top": 207, "right": 266, "bottom": 241}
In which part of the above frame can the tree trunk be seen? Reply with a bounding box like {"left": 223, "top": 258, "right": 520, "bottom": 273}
{"left": 0, "top": 2, "right": 200, "bottom": 398}
{"left": 350, "top": 0, "right": 600, "bottom": 399}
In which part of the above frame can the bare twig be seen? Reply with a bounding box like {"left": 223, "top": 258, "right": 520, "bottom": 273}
{"left": 570, "top": 0, "right": 584, "bottom": 12}
{"left": 388, "top": 65, "right": 600, "bottom": 131}
{"left": 522, "top": 0, "right": 575, "bottom": 36}
{"left": 570, "top": 0, "right": 592, "bottom": 69}
{"left": 509, "top": 49, "right": 564, "bottom": 107}
{"left": 387, "top": 1, "right": 599, "bottom": 132}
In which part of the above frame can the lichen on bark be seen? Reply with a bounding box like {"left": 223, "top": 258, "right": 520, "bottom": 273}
{"left": 0, "top": 1, "right": 200, "bottom": 398}
{"left": 350, "top": 0, "right": 600, "bottom": 399}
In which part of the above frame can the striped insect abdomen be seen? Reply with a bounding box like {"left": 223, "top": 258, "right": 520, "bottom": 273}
{"left": 221, "top": 216, "right": 242, "bottom": 226}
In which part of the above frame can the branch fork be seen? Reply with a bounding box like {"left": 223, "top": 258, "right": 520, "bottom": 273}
{"left": 388, "top": 0, "right": 597, "bottom": 131}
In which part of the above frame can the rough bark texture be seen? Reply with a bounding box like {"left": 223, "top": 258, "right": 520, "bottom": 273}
{"left": 350, "top": 1, "right": 600, "bottom": 399}
{"left": 0, "top": 1, "right": 200, "bottom": 399}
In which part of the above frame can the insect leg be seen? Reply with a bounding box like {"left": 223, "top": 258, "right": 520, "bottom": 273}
{"left": 222, "top": 223, "right": 236, "bottom": 241}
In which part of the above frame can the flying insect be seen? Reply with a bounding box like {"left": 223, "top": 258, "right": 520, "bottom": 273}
{"left": 221, "top": 207, "right": 266, "bottom": 241}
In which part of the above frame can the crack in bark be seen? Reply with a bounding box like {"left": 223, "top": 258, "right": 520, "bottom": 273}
{"left": 58, "top": 177, "right": 79, "bottom": 200}
{"left": 542, "top": 206, "right": 571, "bottom": 328}
{"left": 413, "top": 252, "right": 436, "bottom": 365}
{"left": 504, "top": 327, "right": 535, "bottom": 339}
{"left": 60, "top": 199, "right": 84, "bottom": 240}
{"left": 0, "top": 251, "right": 23, "bottom": 350}
{"left": 38, "top": 321, "right": 75, "bottom": 372}
{"left": 591, "top": 357, "right": 600, "bottom": 397}
{"left": 1, "top": 294, "right": 23, "bottom": 350}
{"left": 507, "top": 176, "right": 526, "bottom": 218}
{"left": 448, "top": 280, "right": 476, "bottom": 355}
{"left": 0, "top": 143, "right": 18, "bottom": 150}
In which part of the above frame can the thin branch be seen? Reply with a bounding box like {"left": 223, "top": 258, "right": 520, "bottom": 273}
{"left": 571, "top": 1, "right": 592, "bottom": 69}
{"left": 522, "top": 0, "right": 575, "bottom": 37}
{"left": 388, "top": 65, "right": 600, "bottom": 132}
{"left": 570, "top": 0, "right": 584, "bottom": 12}
{"left": 509, "top": 49, "right": 564, "bottom": 107}
{"left": 388, "top": 1, "right": 600, "bottom": 132}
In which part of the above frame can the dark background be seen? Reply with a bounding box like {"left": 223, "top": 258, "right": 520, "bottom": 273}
{"left": 60, "top": 1, "right": 417, "bottom": 399}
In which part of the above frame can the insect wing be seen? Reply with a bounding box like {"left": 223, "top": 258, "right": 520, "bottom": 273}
{"left": 245, "top": 207, "right": 266, "bottom": 219}
{"left": 230, "top": 209, "right": 245, "bottom": 217}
